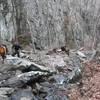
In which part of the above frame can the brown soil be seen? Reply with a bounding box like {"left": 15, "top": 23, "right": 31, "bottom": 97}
{"left": 67, "top": 60, "right": 100, "bottom": 100}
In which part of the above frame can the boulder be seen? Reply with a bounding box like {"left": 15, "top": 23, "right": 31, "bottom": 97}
{"left": 5, "top": 55, "right": 50, "bottom": 72}
{"left": 10, "top": 87, "right": 34, "bottom": 100}
{"left": 0, "top": 71, "right": 53, "bottom": 87}
{"left": 0, "top": 87, "right": 14, "bottom": 100}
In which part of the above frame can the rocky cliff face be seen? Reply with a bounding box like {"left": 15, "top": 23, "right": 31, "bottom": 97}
{"left": 0, "top": 0, "right": 15, "bottom": 41}
{"left": 0, "top": 0, "right": 100, "bottom": 50}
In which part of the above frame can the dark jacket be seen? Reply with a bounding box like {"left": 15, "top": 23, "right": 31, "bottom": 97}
{"left": 12, "top": 44, "right": 22, "bottom": 51}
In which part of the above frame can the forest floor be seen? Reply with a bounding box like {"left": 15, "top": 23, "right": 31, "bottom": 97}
{"left": 66, "top": 59, "right": 100, "bottom": 100}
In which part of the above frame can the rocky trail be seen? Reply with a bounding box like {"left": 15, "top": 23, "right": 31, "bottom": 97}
{"left": 0, "top": 48, "right": 100, "bottom": 100}
{"left": 1, "top": 0, "right": 100, "bottom": 99}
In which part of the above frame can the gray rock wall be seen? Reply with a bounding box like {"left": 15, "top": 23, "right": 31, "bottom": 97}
{"left": 0, "top": 0, "right": 16, "bottom": 42}
{"left": 0, "top": 0, "right": 100, "bottom": 50}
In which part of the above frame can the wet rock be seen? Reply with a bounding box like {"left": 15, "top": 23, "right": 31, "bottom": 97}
{"left": 10, "top": 87, "right": 34, "bottom": 100}
{"left": 49, "top": 67, "right": 82, "bottom": 84}
{"left": 33, "top": 83, "right": 48, "bottom": 99}
{"left": 46, "top": 94, "right": 69, "bottom": 100}
{"left": 0, "top": 87, "right": 14, "bottom": 100}
{"left": 33, "top": 82, "right": 69, "bottom": 100}
{"left": 44, "top": 85, "right": 69, "bottom": 100}
{"left": 49, "top": 74, "right": 66, "bottom": 85}
{"left": 0, "top": 87, "right": 14, "bottom": 95}
{"left": 66, "top": 56, "right": 83, "bottom": 83}
{"left": 67, "top": 67, "right": 82, "bottom": 83}
{"left": 55, "top": 55, "right": 82, "bottom": 84}
{"left": 0, "top": 95, "right": 9, "bottom": 100}
{"left": 35, "top": 83, "right": 42, "bottom": 91}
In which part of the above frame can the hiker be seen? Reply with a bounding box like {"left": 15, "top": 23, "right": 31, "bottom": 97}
{"left": 0, "top": 44, "right": 8, "bottom": 63}
{"left": 61, "top": 46, "right": 70, "bottom": 56}
{"left": 12, "top": 42, "right": 22, "bottom": 57}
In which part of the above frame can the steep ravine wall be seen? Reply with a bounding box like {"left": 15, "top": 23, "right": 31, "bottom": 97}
{"left": 0, "top": 0, "right": 100, "bottom": 50}
{"left": 0, "top": 0, "right": 16, "bottom": 42}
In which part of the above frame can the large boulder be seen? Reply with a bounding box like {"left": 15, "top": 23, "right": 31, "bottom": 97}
{"left": 5, "top": 55, "right": 50, "bottom": 72}
{"left": 0, "top": 71, "right": 53, "bottom": 87}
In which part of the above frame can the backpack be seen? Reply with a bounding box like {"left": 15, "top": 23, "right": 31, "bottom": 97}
{"left": 0, "top": 46, "right": 6, "bottom": 55}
